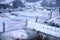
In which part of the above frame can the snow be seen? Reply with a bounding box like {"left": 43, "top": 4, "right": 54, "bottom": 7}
{"left": 0, "top": 30, "right": 28, "bottom": 40}
{"left": 0, "top": 29, "right": 37, "bottom": 40}
{"left": 0, "top": 7, "right": 60, "bottom": 36}
{"left": 0, "top": 20, "right": 3, "bottom": 33}
{"left": 0, "top": 0, "right": 60, "bottom": 39}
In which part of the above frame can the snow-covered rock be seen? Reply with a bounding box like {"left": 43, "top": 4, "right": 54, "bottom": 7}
{"left": 0, "top": 29, "right": 37, "bottom": 40}
{"left": 0, "top": 30, "right": 28, "bottom": 40}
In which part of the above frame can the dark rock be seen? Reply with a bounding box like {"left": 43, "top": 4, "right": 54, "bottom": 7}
{"left": 26, "top": 0, "right": 40, "bottom": 2}
{"left": 0, "top": 4, "right": 10, "bottom": 9}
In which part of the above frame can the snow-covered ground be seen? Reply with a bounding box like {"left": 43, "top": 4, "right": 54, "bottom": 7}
{"left": 0, "top": 7, "right": 60, "bottom": 34}
{"left": 0, "top": 0, "right": 60, "bottom": 39}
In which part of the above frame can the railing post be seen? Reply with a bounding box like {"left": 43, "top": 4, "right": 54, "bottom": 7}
{"left": 3, "top": 21, "right": 5, "bottom": 32}
{"left": 35, "top": 16, "right": 38, "bottom": 22}
{"left": 48, "top": 9, "right": 52, "bottom": 19}
{"left": 25, "top": 19, "right": 28, "bottom": 29}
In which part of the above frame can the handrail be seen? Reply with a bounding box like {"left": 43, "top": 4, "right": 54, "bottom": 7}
{"left": 27, "top": 21, "right": 60, "bottom": 38}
